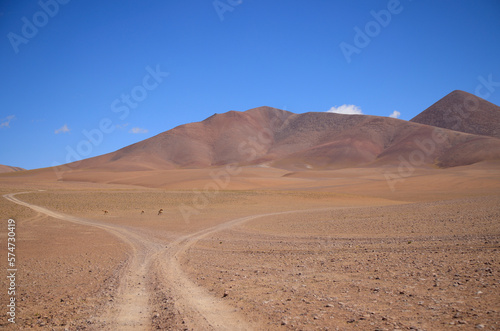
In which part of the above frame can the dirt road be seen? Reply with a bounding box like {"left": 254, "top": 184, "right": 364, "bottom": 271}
{"left": 4, "top": 192, "right": 158, "bottom": 329}
{"left": 157, "top": 210, "right": 326, "bottom": 330}
{"left": 4, "top": 192, "right": 319, "bottom": 329}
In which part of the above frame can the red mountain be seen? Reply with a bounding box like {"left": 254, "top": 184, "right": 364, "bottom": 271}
{"left": 410, "top": 90, "right": 500, "bottom": 139}
{"left": 0, "top": 164, "right": 25, "bottom": 173}
{"left": 60, "top": 102, "right": 500, "bottom": 173}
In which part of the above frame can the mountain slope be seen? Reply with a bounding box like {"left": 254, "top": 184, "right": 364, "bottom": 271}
{"left": 0, "top": 164, "right": 25, "bottom": 173}
{"left": 72, "top": 107, "right": 294, "bottom": 170}
{"left": 410, "top": 90, "right": 500, "bottom": 139}
{"left": 63, "top": 104, "right": 500, "bottom": 172}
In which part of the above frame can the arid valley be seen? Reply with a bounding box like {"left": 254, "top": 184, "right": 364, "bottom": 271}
{"left": 1, "top": 91, "right": 500, "bottom": 330}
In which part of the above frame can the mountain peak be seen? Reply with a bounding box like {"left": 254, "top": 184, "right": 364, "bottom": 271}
{"left": 410, "top": 90, "right": 500, "bottom": 138}
{"left": 52, "top": 91, "right": 500, "bottom": 175}
{"left": 0, "top": 164, "right": 25, "bottom": 173}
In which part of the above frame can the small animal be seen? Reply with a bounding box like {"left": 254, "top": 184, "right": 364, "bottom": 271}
{"left": 103, "top": 210, "right": 108, "bottom": 215}
{"left": 141, "top": 210, "right": 145, "bottom": 215}
{"left": 158, "top": 208, "right": 164, "bottom": 215}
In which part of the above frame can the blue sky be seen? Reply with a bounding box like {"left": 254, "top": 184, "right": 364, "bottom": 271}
{"left": 1, "top": 0, "right": 499, "bottom": 170}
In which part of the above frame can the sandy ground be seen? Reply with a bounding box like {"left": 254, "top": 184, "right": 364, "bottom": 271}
{"left": 0, "top": 189, "right": 128, "bottom": 329}
{"left": 188, "top": 197, "right": 500, "bottom": 330}
{"left": 0, "top": 165, "right": 499, "bottom": 330}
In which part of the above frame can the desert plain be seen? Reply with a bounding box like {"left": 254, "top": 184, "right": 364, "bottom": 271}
{"left": 0, "top": 161, "right": 499, "bottom": 330}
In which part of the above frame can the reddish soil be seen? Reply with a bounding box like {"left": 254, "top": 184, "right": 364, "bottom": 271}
{"left": 0, "top": 163, "right": 499, "bottom": 330}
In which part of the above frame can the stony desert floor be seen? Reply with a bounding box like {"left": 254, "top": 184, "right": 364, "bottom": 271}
{"left": 0, "top": 165, "right": 499, "bottom": 330}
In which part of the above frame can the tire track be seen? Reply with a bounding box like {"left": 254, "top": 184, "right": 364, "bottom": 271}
{"left": 158, "top": 209, "right": 333, "bottom": 330}
{"left": 3, "top": 192, "right": 157, "bottom": 330}
{"left": 4, "top": 192, "right": 333, "bottom": 330}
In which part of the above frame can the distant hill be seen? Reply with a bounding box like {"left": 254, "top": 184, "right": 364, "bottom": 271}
{"left": 63, "top": 102, "right": 500, "bottom": 172}
{"left": 410, "top": 90, "right": 500, "bottom": 139}
{"left": 0, "top": 164, "right": 25, "bottom": 173}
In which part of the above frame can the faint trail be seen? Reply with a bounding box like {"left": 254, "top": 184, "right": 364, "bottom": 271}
{"left": 159, "top": 209, "right": 331, "bottom": 330}
{"left": 4, "top": 192, "right": 335, "bottom": 330}
{"left": 3, "top": 192, "right": 157, "bottom": 330}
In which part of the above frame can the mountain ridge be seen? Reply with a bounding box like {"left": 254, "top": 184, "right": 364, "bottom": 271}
{"left": 63, "top": 92, "right": 500, "bottom": 173}
{"left": 0, "top": 164, "right": 25, "bottom": 173}
{"left": 410, "top": 90, "right": 500, "bottom": 139}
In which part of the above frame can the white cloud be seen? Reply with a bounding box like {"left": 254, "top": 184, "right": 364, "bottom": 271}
{"left": 54, "top": 124, "right": 70, "bottom": 134}
{"left": 0, "top": 115, "right": 15, "bottom": 128}
{"left": 116, "top": 123, "right": 129, "bottom": 130}
{"left": 389, "top": 110, "right": 401, "bottom": 119}
{"left": 326, "top": 104, "right": 363, "bottom": 115}
{"left": 129, "top": 127, "right": 148, "bottom": 134}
